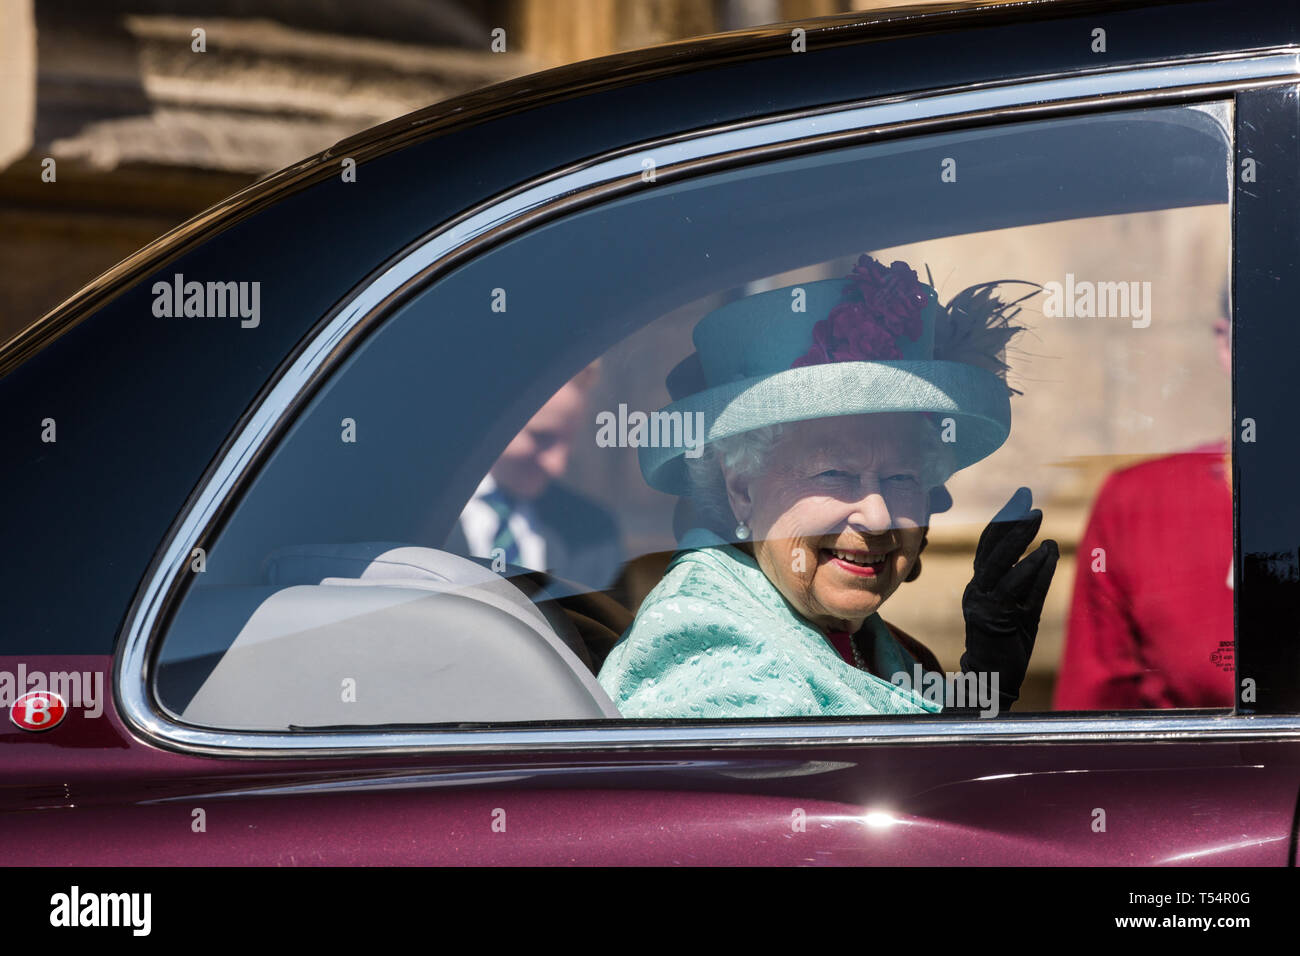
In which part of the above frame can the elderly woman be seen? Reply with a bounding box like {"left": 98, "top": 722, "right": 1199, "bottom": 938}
{"left": 597, "top": 255, "right": 1058, "bottom": 718}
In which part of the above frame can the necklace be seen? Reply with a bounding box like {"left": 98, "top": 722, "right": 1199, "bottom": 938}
{"left": 826, "top": 628, "right": 868, "bottom": 671}
{"left": 850, "top": 629, "right": 868, "bottom": 671}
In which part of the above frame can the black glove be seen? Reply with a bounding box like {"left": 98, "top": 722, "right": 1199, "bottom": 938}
{"left": 959, "top": 487, "right": 1058, "bottom": 712}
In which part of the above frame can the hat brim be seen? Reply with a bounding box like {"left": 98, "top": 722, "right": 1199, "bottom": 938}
{"left": 638, "top": 360, "right": 1011, "bottom": 495}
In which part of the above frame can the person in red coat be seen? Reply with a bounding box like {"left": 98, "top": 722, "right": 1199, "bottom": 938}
{"left": 1054, "top": 307, "right": 1232, "bottom": 710}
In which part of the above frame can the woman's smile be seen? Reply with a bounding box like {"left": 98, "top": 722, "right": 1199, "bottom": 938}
{"left": 821, "top": 546, "right": 892, "bottom": 578}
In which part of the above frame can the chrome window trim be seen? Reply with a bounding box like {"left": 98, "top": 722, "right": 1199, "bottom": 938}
{"left": 117, "top": 50, "right": 1300, "bottom": 759}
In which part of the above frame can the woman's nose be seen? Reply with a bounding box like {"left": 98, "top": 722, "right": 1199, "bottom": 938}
{"left": 847, "top": 489, "right": 894, "bottom": 535}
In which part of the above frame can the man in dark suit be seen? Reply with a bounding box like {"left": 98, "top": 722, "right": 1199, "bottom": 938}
{"left": 444, "top": 363, "right": 625, "bottom": 593}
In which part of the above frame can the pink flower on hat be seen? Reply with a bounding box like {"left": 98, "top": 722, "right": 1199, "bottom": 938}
{"left": 792, "top": 255, "right": 926, "bottom": 368}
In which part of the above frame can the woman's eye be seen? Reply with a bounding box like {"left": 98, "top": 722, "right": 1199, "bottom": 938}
{"left": 886, "top": 473, "right": 920, "bottom": 485}
{"left": 814, "top": 469, "right": 854, "bottom": 480}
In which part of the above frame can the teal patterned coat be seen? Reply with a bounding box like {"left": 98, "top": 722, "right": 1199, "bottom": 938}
{"left": 597, "top": 528, "right": 942, "bottom": 718}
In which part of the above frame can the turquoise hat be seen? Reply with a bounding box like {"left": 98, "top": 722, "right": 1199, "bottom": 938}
{"left": 639, "top": 257, "right": 1030, "bottom": 495}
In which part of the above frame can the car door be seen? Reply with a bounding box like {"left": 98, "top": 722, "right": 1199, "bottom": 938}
{"left": 3, "top": 1, "right": 1299, "bottom": 866}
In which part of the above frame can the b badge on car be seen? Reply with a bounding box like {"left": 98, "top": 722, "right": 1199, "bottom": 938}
{"left": 10, "top": 691, "right": 68, "bottom": 731}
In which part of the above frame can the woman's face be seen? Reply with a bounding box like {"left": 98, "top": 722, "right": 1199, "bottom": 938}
{"left": 724, "top": 413, "right": 933, "bottom": 634}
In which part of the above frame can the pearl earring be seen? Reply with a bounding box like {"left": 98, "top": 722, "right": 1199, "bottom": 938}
{"left": 734, "top": 521, "right": 750, "bottom": 540}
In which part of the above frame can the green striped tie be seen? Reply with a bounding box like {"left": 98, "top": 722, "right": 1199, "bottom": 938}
{"left": 483, "top": 487, "right": 521, "bottom": 567}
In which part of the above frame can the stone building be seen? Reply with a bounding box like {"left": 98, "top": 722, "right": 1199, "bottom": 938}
{"left": 1, "top": 0, "right": 893, "bottom": 339}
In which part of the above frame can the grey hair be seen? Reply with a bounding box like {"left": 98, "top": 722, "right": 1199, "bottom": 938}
{"left": 683, "top": 417, "right": 957, "bottom": 534}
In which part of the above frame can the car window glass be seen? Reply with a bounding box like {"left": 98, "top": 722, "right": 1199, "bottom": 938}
{"left": 156, "top": 101, "right": 1233, "bottom": 730}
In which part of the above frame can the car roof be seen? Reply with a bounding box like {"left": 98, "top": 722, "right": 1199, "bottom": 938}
{"left": 327, "top": 0, "right": 1061, "bottom": 159}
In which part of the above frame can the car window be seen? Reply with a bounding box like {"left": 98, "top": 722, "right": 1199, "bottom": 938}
{"left": 155, "top": 101, "right": 1233, "bottom": 730}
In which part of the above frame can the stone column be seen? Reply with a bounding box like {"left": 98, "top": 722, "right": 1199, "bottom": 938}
{"left": 0, "top": 0, "right": 36, "bottom": 171}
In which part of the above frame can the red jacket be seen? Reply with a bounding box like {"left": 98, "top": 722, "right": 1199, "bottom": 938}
{"left": 1053, "top": 442, "right": 1233, "bottom": 710}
